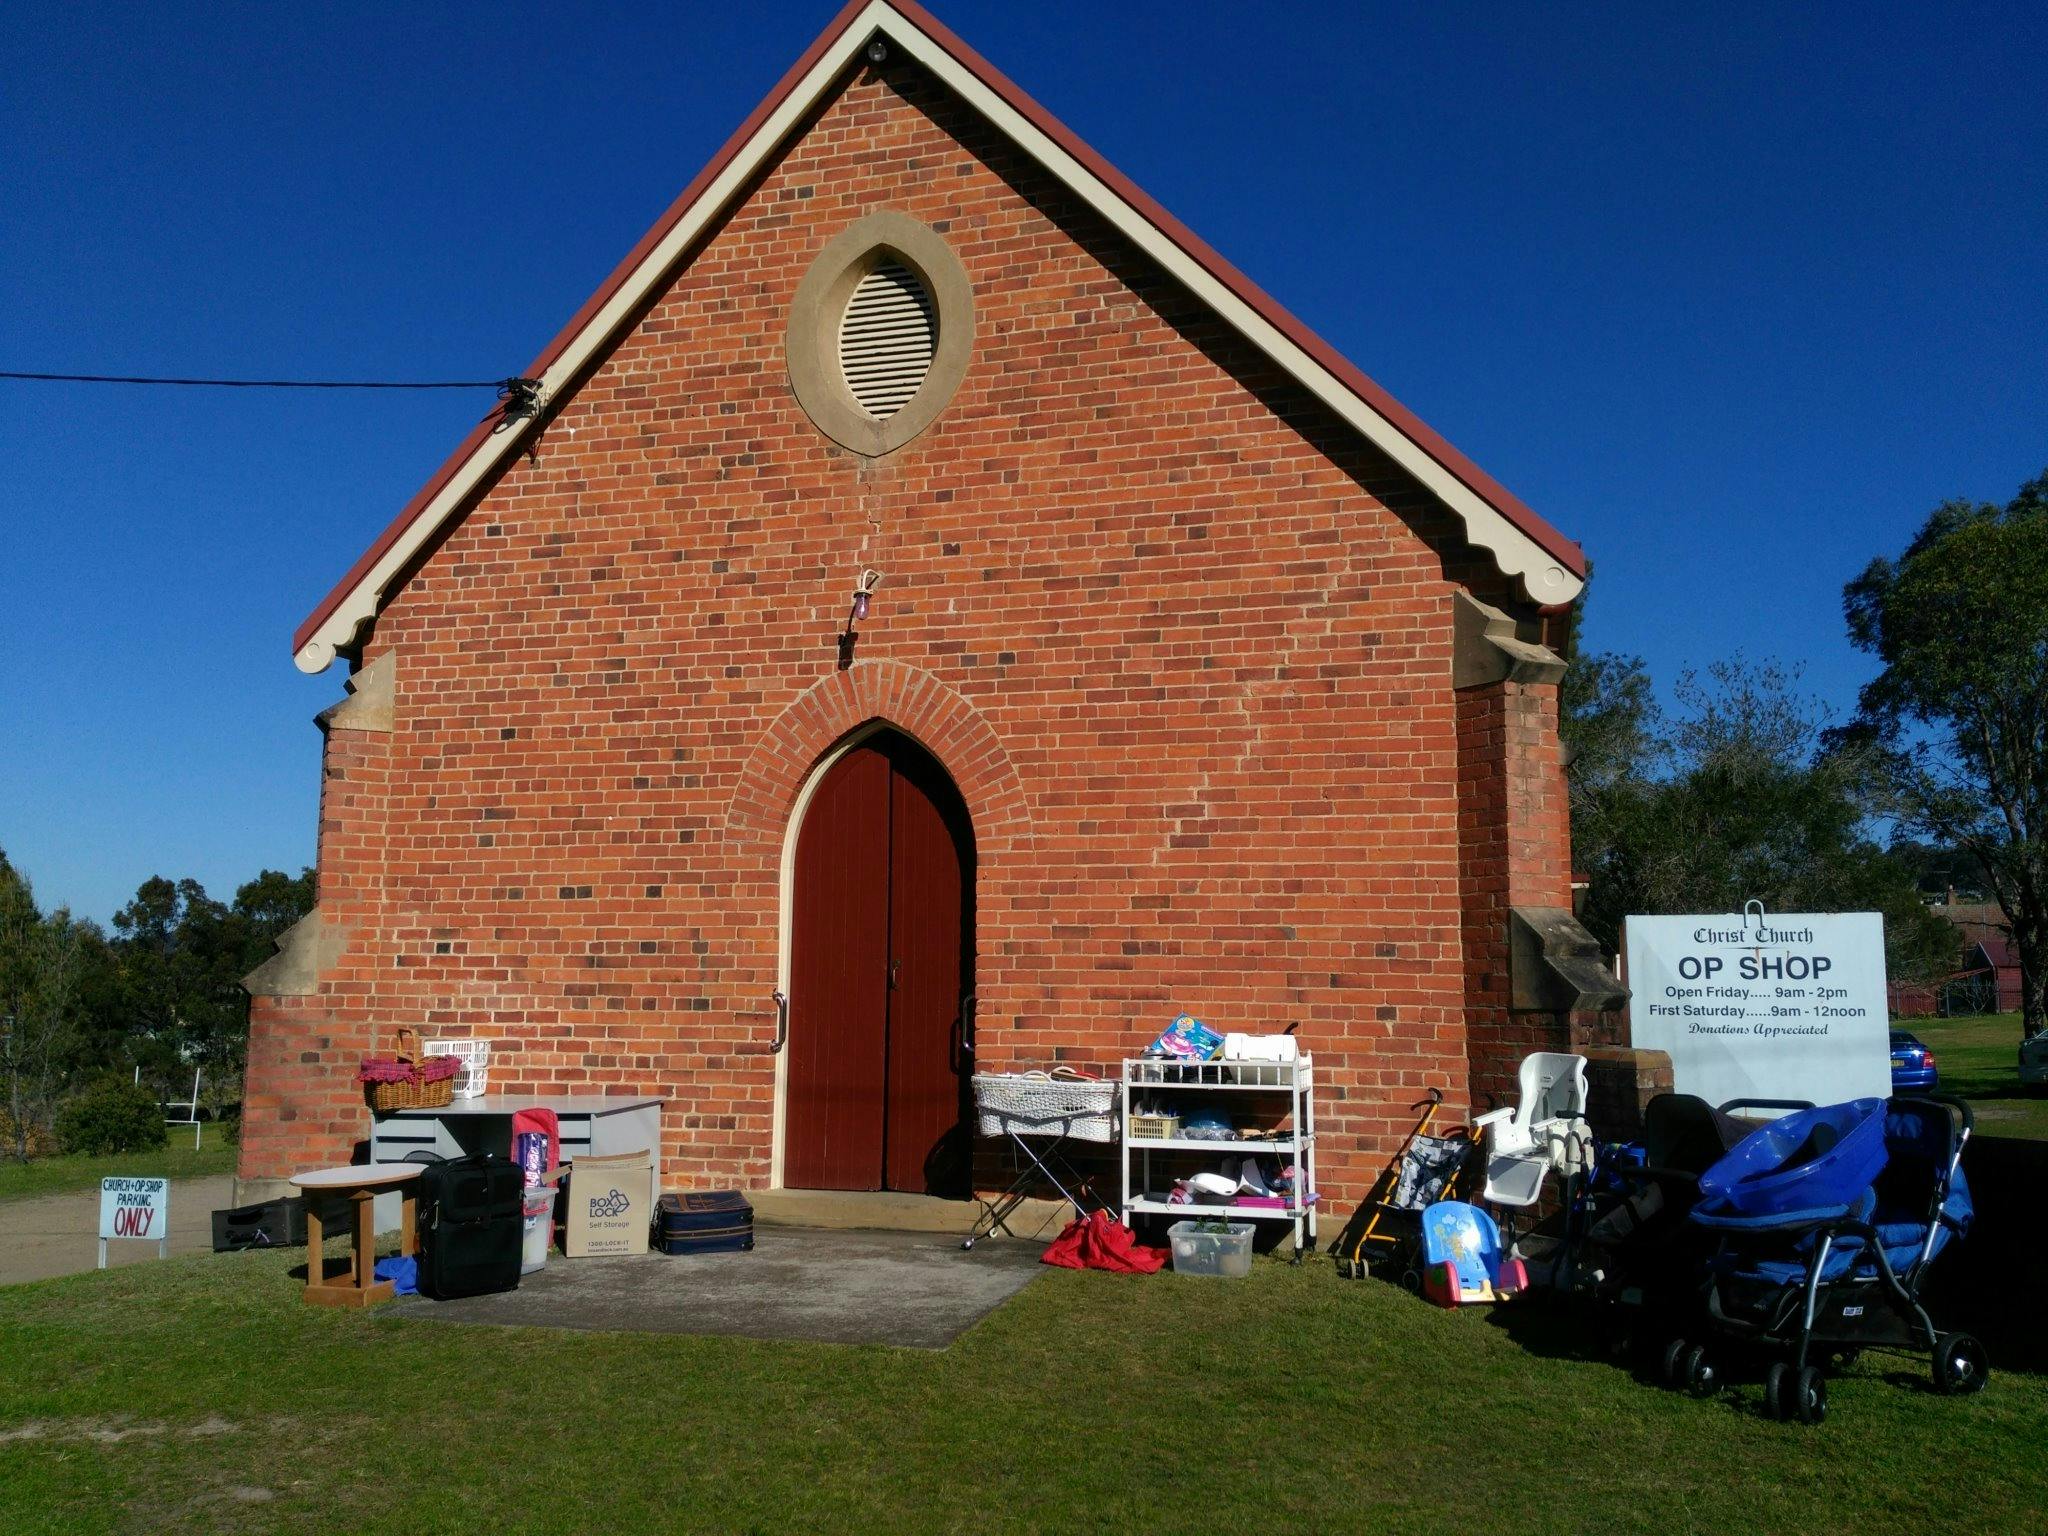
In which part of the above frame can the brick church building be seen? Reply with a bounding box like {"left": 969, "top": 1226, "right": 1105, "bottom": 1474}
{"left": 239, "top": 0, "right": 1625, "bottom": 1214}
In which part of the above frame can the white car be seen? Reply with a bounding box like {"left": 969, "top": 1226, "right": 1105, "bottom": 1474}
{"left": 2020, "top": 1030, "right": 2048, "bottom": 1087}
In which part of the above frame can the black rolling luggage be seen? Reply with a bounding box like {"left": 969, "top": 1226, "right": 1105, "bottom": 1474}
{"left": 211, "top": 1196, "right": 307, "bottom": 1251}
{"left": 414, "top": 1152, "right": 524, "bottom": 1300}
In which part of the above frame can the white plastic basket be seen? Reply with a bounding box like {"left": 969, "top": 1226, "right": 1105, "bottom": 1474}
{"left": 424, "top": 1038, "right": 492, "bottom": 1100}
{"left": 972, "top": 1070, "right": 1119, "bottom": 1143}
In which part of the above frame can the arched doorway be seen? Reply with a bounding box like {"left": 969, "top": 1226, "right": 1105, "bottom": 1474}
{"left": 784, "top": 728, "right": 975, "bottom": 1196}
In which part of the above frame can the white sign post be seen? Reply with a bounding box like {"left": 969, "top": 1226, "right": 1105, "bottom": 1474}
{"left": 97, "top": 1176, "right": 170, "bottom": 1268}
{"left": 1625, "top": 908, "right": 1891, "bottom": 1112}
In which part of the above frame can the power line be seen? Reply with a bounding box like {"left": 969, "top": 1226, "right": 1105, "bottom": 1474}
{"left": 0, "top": 370, "right": 518, "bottom": 391}
{"left": 0, "top": 369, "right": 546, "bottom": 428}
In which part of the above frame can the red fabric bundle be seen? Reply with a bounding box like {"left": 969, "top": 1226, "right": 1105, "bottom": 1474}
{"left": 1040, "top": 1210, "right": 1168, "bottom": 1274}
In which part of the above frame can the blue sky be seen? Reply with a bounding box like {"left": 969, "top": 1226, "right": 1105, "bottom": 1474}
{"left": 2, "top": 2, "right": 2043, "bottom": 923}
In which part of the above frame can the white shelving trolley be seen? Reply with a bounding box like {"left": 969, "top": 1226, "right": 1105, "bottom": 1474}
{"left": 1119, "top": 1054, "right": 1318, "bottom": 1259}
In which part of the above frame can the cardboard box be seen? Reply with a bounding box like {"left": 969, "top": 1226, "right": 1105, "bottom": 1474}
{"left": 563, "top": 1149, "right": 653, "bottom": 1257}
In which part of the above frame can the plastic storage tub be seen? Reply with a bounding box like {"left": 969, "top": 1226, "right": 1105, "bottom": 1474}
{"left": 1167, "top": 1219, "right": 1254, "bottom": 1277}
{"left": 520, "top": 1184, "right": 555, "bottom": 1274}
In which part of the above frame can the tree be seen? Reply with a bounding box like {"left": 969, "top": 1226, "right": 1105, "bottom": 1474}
{"left": 1844, "top": 468, "right": 2048, "bottom": 1038}
{"left": 0, "top": 857, "right": 88, "bottom": 1162}
{"left": 107, "top": 868, "right": 315, "bottom": 1108}
{"left": 1886, "top": 839, "right": 1990, "bottom": 905}
{"left": 1567, "top": 656, "right": 1955, "bottom": 981}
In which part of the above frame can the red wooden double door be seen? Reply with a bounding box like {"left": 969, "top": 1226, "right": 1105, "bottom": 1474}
{"left": 786, "top": 731, "right": 975, "bottom": 1197}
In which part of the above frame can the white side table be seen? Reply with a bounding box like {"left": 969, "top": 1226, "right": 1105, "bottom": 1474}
{"left": 288, "top": 1164, "right": 423, "bottom": 1307}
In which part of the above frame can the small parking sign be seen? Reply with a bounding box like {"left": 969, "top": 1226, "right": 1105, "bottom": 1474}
{"left": 98, "top": 1176, "right": 170, "bottom": 1267}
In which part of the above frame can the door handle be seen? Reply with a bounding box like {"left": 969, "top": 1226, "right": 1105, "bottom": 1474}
{"left": 952, "top": 992, "right": 976, "bottom": 1072}
{"left": 770, "top": 990, "right": 788, "bottom": 1054}
{"left": 889, "top": 959, "right": 901, "bottom": 991}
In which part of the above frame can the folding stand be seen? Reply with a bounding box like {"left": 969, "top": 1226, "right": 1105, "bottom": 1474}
{"left": 962, "top": 1122, "right": 1103, "bottom": 1249}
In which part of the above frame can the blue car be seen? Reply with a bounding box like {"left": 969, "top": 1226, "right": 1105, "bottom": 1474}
{"left": 1890, "top": 1030, "right": 1938, "bottom": 1091}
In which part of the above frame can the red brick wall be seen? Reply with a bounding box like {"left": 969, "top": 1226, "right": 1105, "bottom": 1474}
{"left": 243, "top": 58, "right": 1564, "bottom": 1207}
{"left": 1457, "top": 679, "right": 1574, "bottom": 1114}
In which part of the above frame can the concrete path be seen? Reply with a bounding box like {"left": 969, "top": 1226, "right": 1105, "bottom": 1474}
{"left": 0, "top": 1174, "right": 235, "bottom": 1287}
{"left": 394, "top": 1225, "right": 1043, "bottom": 1348}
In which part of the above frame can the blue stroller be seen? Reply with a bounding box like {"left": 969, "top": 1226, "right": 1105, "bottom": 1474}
{"left": 1660, "top": 1095, "right": 1984, "bottom": 1423}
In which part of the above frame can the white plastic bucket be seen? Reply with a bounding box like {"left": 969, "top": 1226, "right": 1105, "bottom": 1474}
{"left": 520, "top": 1184, "right": 555, "bottom": 1274}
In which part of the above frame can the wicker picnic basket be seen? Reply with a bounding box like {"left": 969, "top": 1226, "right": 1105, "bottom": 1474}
{"left": 357, "top": 1027, "right": 461, "bottom": 1111}
{"left": 971, "top": 1068, "right": 1119, "bottom": 1143}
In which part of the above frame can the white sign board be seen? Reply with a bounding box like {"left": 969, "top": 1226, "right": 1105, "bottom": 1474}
{"left": 98, "top": 1176, "right": 169, "bottom": 1267}
{"left": 1625, "top": 912, "right": 1890, "bottom": 1112}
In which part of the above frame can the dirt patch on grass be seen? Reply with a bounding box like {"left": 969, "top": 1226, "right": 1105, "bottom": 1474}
{"left": 0, "top": 1414, "right": 243, "bottom": 1445}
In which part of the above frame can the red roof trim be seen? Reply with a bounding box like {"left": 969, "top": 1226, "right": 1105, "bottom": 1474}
{"left": 296, "top": 0, "right": 1585, "bottom": 659}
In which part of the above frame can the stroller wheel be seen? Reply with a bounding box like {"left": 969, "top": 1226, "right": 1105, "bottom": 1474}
{"left": 1824, "top": 1347, "right": 1862, "bottom": 1374}
{"left": 1933, "top": 1333, "right": 1989, "bottom": 1396}
{"left": 1791, "top": 1365, "right": 1827, "bottom": 1425}
{"left": 1657, "top": 1337, "right": 1689, "bottom": 1388}
{"left": 1398, "top": 1268, "right": 1423, "bottom": 1294}
{"left": 1680, "top": 1344, "right": 1717, "bottom": 1398}
{"left": 1762, "top": 1361, "right": 1789, "bottom": 1420}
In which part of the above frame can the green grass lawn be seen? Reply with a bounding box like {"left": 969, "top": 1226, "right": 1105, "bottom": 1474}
{"left": 1899, "top": 1013, "right": 2048, "bottom": 1140}
{"left": 0, "top": 1125, "right": 237, "bottom": 1204}
{"left": 2, "top": 1247, "right": 2042, "bottom": 1535}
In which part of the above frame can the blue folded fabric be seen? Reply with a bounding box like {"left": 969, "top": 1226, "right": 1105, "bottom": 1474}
{"left": 374, "top": 1255, "right": 418, "bottom": 1296}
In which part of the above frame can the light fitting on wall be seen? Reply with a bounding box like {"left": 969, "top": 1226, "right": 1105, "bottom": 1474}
{"left": 838, "top": 568, "right": 883, "bottom": 670}
{"left": 848, "top": 567, "right": 882, "bottom": 627}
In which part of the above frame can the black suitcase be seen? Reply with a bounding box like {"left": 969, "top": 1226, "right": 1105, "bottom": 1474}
{"left": 211, "top": 1196, "right": 307, "bottom": 1252}
{"left": 414, "top": 1152, "right": 524, "bottom": 1300}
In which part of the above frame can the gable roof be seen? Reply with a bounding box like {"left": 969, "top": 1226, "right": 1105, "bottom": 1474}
{"left": 292, "top": 0, "right": 1588, "bottom": 673}
{"left": 1975, "top": 938, "right": 2015, "bottom": 970}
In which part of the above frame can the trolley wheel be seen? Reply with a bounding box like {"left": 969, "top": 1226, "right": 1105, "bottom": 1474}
{"left": 1762, "top": 1361, "right": 1790, "bottom": 1420}
{"left": 1605, "top": 1320, "right": 1636, "bottom": 1360}
{"left": 1658, "top": 1337, "right": 1689, "bottom": 1389}
{"left": 961, "top": 1238, "right": 977, "bottom": 1251}
{"left": 1790, "top": 1365, "right": 1828, "bottom": 1425}
{"left": 1680, "top": 1343, "right": 1717, "bottom": 1398}
{"left": 1933, "top": 1333, "right": 1989, "bottom": 1396}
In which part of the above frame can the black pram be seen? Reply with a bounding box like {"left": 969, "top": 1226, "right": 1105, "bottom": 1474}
{"left": 1580, "top": 1093, "right": 1771, "bottom": 1346}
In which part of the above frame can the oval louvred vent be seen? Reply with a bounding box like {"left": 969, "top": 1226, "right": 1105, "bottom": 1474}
{"left": 838, "top": 261, "right": 937, "bottom": 419}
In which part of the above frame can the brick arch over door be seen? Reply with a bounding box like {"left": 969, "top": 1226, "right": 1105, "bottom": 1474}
{"left": 725, "top": 661, "right": 1033, "bottom": 866}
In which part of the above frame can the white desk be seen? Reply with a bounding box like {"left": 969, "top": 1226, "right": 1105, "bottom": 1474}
{"left": 368, "top": 1095, "right": 664, "bottom": 1230}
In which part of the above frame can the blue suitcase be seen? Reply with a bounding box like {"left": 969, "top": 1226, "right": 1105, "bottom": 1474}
{"left": 655, "top": 1191, "right": 754, "bottom": 1255}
